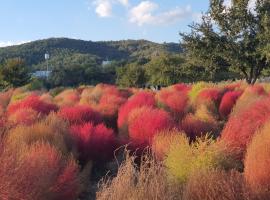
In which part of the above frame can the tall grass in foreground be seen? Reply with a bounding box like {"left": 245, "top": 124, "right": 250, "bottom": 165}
{"left": 97, "top": 151, "right": 183, "bottom": 200}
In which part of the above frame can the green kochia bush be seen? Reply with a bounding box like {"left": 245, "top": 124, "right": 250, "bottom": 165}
{"left": 165, "top": 135, "right": 240, "bottom": 183}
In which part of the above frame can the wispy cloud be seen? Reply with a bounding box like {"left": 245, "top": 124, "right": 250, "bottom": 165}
{"left": 129, "top": 1, "right": 192, "bottom": 26}
{"left": 93, "top": 0, "right": 112, "bottom": 17}
{"left": 0, "top": 41, "right": 30, "bottom": 48}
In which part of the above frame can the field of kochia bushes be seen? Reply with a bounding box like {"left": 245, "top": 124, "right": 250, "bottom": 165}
{"left": 1, "top": 82, "right": 270, "bottom": 199}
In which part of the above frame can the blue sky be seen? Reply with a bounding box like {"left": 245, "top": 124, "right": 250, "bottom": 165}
{"left": 0, "top": 0, "right": 209, "bottom": 47}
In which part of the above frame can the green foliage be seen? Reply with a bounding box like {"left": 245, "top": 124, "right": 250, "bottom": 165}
{"left": 165, "top": 135, "right": 238, "bottom": 183}
{"left": 0, "top": 58, "right": 30, "bottom": 88}
{"left": 145, "top": 54, "right": 186, "bottom": 86}
{"left": 116, "top": 62, "right": 147, "bottom": 87}
{"left": 181, "top": 0, "right": 270, "bottom": 84}
{"left": 26, "top": 78, "right": 45, "bottom": 91}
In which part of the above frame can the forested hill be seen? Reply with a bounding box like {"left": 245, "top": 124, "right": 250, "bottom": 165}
{"left": 0, "top": 38, "right": 181, "bottom": 68}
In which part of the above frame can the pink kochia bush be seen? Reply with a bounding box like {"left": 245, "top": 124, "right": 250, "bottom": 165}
{"left": 7, "top": 95, "right": 58, "bottom": 116}
{"left": 0, "top": 142, "right": 81, "bottom": 200}
{"left": 156, "top": 88, "right": 188, "bottom": 120}
{"left": 70, "top": 123, "right": 116, "bottom": 163}
{"left": 221, "top": 97, "right": 270, "bottom": 158}
{"left": 219, "top": 90, "right": 243, "bottom": 118}
{"left": 117, "top": 91, "right": 156, "bottom": 134}
{"left": 58, "top": 105, "right": 102, "bottom": 125}
{"left": 128, "top": 107, "right": 175, "bottom": 146}
{"left": 198, "top": 88, "right": 223, "bottom": 103}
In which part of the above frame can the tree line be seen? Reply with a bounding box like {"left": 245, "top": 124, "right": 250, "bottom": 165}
{"left": 0, "top": 0, "right": 269, "bottom": 89}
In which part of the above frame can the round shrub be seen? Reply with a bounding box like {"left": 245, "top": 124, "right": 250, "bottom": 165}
{"left": 117, "top": 91, "right": 156, "bottom": 134}
{"left": 70, "top": 123, "right": 116, "bottom": 163}
{"left": 156, "top": 88, "right": 188, "bottom": 120}
{"left": 180, "top": 114, "right": 219, "bottom": 141}
{"left": 128, "top": 107, "right": 174, "bottom": 146}
{"left": 58, "top": 105, "right": 102, "bottom": 125}
{"left": 219, "top": 90, "right": 243, "bottom": 118}
{"left": 244, "top": 121, "right": 270, "bottom": 195}
{"left": 165, "top": 136, "right": 237, "bottom": 183}
{"left": 221, "top": 97, "right": 270, "bottom": 158}
{"left": 54, "top": 89, "right": 80, "bottom": 107}
{"left": 8, "top": 108, "right": 40, "bottom": 126}
{"left": 152, "top": 129, "right": 185, "bottom": 160}
{"left": 0, "top": 142, "right": 81, "bottom": 200}
{"left": 7, "top": 95, "right": 58, "bottom": 116}
{"left": 7, "top": 114, "right": 72, "bottom": 154}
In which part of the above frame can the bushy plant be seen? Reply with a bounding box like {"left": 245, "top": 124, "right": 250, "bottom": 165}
{"left": 8, "top": 108, "right": 40, "bottom": 126}
{"left": 188, "top": 82, "right": 212, "bottom": 103}
{"left": 221, "top": 97, "right": 270, "bottom": 158}
{"left": 0, "top": 142, "right": 81, "bottom": 200}
{"left": 58, "top": 105, "right": 101, "bottom": 125}
{"left": 219, "top": 90, "right": 243, "bottom": 118}
{"left": 180, "top": 114, "right": 219, "bottom": 140}
{"left": 70, "top": 123, "right": 116, "bottom": 163}
{"left": 54, "top": 89, "right": 80, "bottom": 107}
{"left": 118, "top": 91, "right": 156, "bottom": 135}
{"left": 152, "top": 129, "right": 185, "bottom": 160}
{"left": 7, "top": 95, "right": 58, "bottom": 116}
{"left": 156, "top": 88, "right": 188, "bottom": 120}
{"left": 165, "top": 136, "right": 238, "bottom": 183}
{"left": 7, "top": 114, "right": 72, "bottom": 154}
{"left": 128, "top": 107, "right": 175, "bottom": 146}
{"left": 244, "top": 121, "right": 270, "bottom": 196}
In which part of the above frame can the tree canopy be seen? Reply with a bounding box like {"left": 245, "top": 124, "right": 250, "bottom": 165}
{"left": 181, "top": 0, "right": 270, "bottom": 84}
{"left": 0, "top": 58, "right": 30, "bottom": 88}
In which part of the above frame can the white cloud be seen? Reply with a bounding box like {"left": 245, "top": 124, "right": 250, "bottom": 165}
{"left": 0, "top": 41, "right": 30, "bottom": 48}
{"left": 118, "top": 0, "right": 129, "bottom": 7}
{"left": 129, "top": 1, "right": 192, "bottom": 26}
{"left": 94, "top": 0, "right": 112, "bottom": 17}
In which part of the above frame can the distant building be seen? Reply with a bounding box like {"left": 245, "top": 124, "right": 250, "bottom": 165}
{"left": 32, "top": 70, "right": 52, "bottom": 78}
{"left": 102, "top": 60, "right": 111, "bottom": 66}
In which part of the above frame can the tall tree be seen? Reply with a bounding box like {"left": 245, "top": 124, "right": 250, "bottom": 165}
{"left": 116, "top": 62, "right": 146, "bottom": 87}
{"left": 145, "top": 54, "right": 186, "bottom": 86}
{"left": 0, "top": 58, "right": 30, "bottom": 87}
{"left": 181, "top": 0, "right": 270, "bottom": 84}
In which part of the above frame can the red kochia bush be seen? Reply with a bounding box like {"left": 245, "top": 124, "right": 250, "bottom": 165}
{"left": 118, "top": 91, "right": 156, "bottom": 130}
{"left": 244, "top": 122, "right": 270, "bottom": 196}
{"left": 156, "top": 89, "right": 188, "bottom": 120}
{"left": 70, "top": 123, "right": 116, "bottom": 163}
{"left": 198, "top": 88, "right": 223, "bottom": 104}
{"left": 0, "top": 142, "right": 81, "bottom": 200}
{"left": 219, "top": 91, "right": 243, "bottom": 118}
{"left": 128, "top": 107, "right": 174, "bottom": 145}
{"left": 180, "top": 114, "right": 219, "bottom": 141}
{"left": 221, "top": 97, "right": 270, "bottom": 158}
{"left": 7, "top": 95, "right": 58, "bottom": 116}
{"left": 171, "top": 83, "right": 191, "bottom": 93}
{"left": 58, "top": 105, "right": 102, "bottom": 125}
{"left": 8, "top": 108, "right": 40, "bottom": 126}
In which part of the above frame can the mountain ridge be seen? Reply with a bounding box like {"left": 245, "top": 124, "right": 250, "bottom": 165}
{"left": 0, "top": 37, "right": 182, "bottom": 69}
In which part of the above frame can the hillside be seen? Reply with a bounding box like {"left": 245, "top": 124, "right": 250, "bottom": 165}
{"left": 0, "top": 38, "right": 182, "bottom": 70}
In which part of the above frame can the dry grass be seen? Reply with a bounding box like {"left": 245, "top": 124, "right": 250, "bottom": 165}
{"left": 183, "top": 169, "right": 250, "bottom": 200}
{"left": 96, "top": 151, "right": 183, "bottom": 200}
